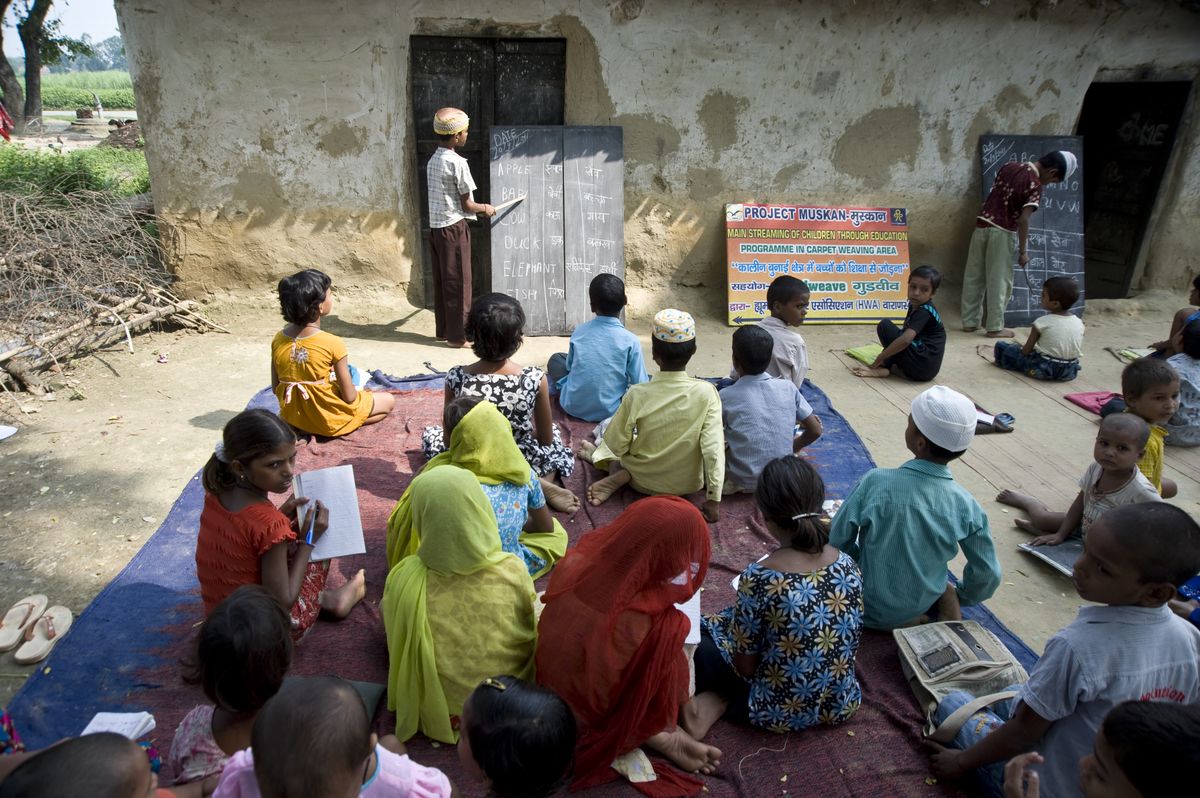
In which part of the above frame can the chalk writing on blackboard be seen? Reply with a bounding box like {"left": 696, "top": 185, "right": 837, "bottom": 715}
{"left": 490, "top": 126, "right": 624, "bottom": 335}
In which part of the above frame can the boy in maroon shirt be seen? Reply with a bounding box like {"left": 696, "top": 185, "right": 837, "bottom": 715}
{"left": 961, "top": 151, "right": 1075, "bottom": 339}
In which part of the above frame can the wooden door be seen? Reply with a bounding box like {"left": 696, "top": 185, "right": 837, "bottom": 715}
{"left": 410, "top": 37, "right": 565, "bottom": 306}
{"left": 1078, "top": 81, "right": 1193, "bottom": 298}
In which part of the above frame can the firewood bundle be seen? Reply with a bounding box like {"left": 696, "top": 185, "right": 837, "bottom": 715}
{"left": 0, "top": 190, "right": 224, "bottom": 392}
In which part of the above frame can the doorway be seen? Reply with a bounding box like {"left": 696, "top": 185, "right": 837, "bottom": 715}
{"left": 1076, "top": 80, "right": 1193, "bottom": 298}
{"left": 410, "top": 36, "right": 566, "bottom": 305}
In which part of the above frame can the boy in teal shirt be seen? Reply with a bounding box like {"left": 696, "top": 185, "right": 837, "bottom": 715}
{"left": 830, "top": 385, "right": 1000, "bottom": 628}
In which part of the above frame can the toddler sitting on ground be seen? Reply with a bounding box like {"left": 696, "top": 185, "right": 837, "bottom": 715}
{"left": 1101, "top": 357, "right": 1180, "bottom": 497}
{"left": 996, "top": 413, "right": 1160, "bottom": 546}
{"left": 991, "top": 275, "right": 1083, "bottom": 381}
{"left": 721, "top": 325, "right": 821, "bottom": 493}
{"left": 580, "top": 308, "right": 725, "bottom": 521}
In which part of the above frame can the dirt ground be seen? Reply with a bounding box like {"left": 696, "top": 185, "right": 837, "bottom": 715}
{"left": 1, "top": 283, "right": 1198, "bottom": 704}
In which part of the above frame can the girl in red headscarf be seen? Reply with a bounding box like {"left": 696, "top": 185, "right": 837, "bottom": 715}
{"left": 536, "top": 496, "right": 719, "bottom": 797}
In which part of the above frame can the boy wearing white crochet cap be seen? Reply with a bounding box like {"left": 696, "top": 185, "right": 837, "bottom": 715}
{"left": 961, "top": 150, "right": 1077, "bottom": 339}
{"left": 580, "top": 309, "right": 725, "bottom": 522}
{"left": 829, "top": 385, "right": 1000, "bottom": 629}
{"left": 426, "top": 107, "right": 495, "bottom": 348}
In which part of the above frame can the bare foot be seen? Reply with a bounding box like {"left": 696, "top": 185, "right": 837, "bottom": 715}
{"left": 851, "top": 366, "right": 890, "bottom": 378}
{"left": 646, "top": 727, "right": 722, "bottom": 774}
{"left": 540, "top": 478, "right": 581, "bottom": 514}
{"left": 447, "top": 341, "right": 468, "bottom": 348}
{"left": 986, "top": 329, "right": 1015, "bottom": 338}
{"left": 322, "top": 568, "right": 366, "bottom": 619}
{"left": 996, "top": 489, "right": 1040, "bottom": 512}
{"left": 681, "top": 692, "right": 728, "bottom": 741}
{"left": 1014, "top": 517, "right": 1039, "bottom": 534}
{"left": 962, "top": 326, "right": 980, "bottom": 333}
{"left": 588, "top": 470, "right": 631, "bottom": 505}
{"left": 1169, "top": 598, "right": 1199, "bottom": 620}
{"left": 578, "top": 439, "right": 596, "bottom": 464}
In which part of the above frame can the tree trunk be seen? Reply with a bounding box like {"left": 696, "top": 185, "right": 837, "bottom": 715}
{"left": 18, "top": 0, "right": 53, "bottom": 130}
{"left": 0, "top": 0, "right": 23, "bottom": 132}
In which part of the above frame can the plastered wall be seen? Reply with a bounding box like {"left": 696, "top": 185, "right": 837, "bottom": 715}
{"left": 116, "top": 0, "right": 1200, "bottom": 307}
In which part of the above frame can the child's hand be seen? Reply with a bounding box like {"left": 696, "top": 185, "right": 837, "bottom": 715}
{"left": 482, "top": 203, "right": 497, "bottom": 217}
{"left": 1002, "top": 752, "right": 1044, "bottom": 798}
{"left": 1029, "top": 533, "right": 1066, "bottom": 547}
{"left": 702, "top": 499, "right": 720, "bottom": 523}
{"left": 300, "top": 501, "right": 330, "bottom": 545}
{"left": 924, "top": 740, "right": 969, "bottom": 780}
{"left": 279, "top": 495, "right": 310, "bottom": 527}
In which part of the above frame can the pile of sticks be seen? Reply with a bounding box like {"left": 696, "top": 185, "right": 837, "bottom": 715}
{"left": 0, "top": 190, "right": 225, "bottom": 393}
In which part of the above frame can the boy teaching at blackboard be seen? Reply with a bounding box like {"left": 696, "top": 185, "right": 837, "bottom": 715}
{"left": 960, "top": 150, "right": 1076, "bottom": 339}
{"left": 427, "top": 107, "right": 495, "bottom": 348}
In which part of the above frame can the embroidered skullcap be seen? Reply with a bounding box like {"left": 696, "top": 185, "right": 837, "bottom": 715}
{"left": 433, "top": 107, "right": 469, "bottom": 136}
{"left": 910, "top": 385, "right": 976, "bottom": 453}
{"left": 652, "top": 309, "right": 695, "bottom": 343}
{"left": 1058, "top": 151, "right": 1077, "bottom": 181}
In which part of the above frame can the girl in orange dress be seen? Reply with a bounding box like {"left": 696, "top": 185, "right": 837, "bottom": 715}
{"left": 196, "top": 409, "right": 365, "bottom": 640}
{"left": 271, "top": 270, "right": 394, "bottom": 437}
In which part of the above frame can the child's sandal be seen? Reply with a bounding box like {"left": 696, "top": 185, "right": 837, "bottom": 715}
{"left": 14, "top": 605, "right": 72, "bottom": 665}
{"left": 0, "top": 594, "right": 47, "bottom": 652}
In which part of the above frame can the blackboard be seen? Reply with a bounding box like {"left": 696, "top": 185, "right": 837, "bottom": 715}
{"left": 979, "top": 134, "right": 1084, "bottom": 328}
{"left": 490, "top": 126, "right": 624, "bottom": 335}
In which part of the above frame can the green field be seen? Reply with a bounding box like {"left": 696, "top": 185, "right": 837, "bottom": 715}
{"left": 36, "top": 71, "right": 136, "bottom": 110}
{"left": 0, "top": 146, "right": 149, "bottom": 196}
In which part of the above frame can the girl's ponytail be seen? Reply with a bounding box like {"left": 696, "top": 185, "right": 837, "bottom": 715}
{"left": 754, "top": 457, "right": 828, "bottom": 554}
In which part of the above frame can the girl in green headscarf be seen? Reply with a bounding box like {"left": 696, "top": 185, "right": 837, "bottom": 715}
{"left": 382, "top": 465, "right": 537, "bottom": 744}
{"left": 387, "top": 397, "right": 568, "bottom": 578}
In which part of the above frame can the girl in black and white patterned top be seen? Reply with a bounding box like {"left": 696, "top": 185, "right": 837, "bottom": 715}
{"left": 422, "top": 293, "right": 579, "bottom": 512}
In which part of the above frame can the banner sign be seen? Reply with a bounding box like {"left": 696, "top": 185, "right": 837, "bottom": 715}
{"left": 725, "top": 203, "right": 911, "bottom": 325}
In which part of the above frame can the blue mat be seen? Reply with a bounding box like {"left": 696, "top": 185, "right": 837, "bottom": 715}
{"left": 6, "top": 372, "right": 1037, "bottom": 753}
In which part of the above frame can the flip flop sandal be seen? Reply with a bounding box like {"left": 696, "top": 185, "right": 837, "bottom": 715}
{"left": 0, "top": 594, "right": 47, "bottom": 652}
{"left": 993, "top": 413, "right": 1016, "bottom": 432}
{"left": 13, "top": 605, "right": 72, "bottom": 665}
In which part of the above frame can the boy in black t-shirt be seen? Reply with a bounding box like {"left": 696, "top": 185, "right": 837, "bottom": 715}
{"left": 854, "top": 265, "right": 946, "bottom": 382}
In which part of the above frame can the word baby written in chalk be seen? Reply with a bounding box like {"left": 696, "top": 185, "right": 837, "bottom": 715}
{"left": 725, "top": 204, "right": 911, "bottom": 325}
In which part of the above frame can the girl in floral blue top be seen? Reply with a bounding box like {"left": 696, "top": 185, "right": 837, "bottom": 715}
{"left": 688, "top": 457, "right": 864, "bottom": 735}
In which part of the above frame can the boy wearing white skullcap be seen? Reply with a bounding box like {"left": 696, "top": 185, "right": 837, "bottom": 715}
{"left": 829, "top": 385, "right": 1000, "bottom": 629}
{"left": 581, "top": 309, "right": 725, "bottom": 521}
{"left": 426, "top": 107, "right": 495, "bottom": 348}
{"left": 961, "top": 150, "right": 1077, "bottom": 339}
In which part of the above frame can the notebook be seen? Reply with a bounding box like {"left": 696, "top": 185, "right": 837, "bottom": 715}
{"left": 81, "top": 711, "right": 155, "bottom": 740}
{"left": 1017, "top": 539, "right": 1082, "bottom": 577}
{"left": 292, "top": 465, "right": 366, "bottom": 561}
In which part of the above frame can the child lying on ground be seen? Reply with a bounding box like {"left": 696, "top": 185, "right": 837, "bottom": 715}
{"left": 928, "top": 503, "right": 1200, "bottom": 798}
{"left": 991, "top": 275, "right": 1083, "bottom": 381}
{"left": 579, "top": 308, "right": 725, "bottom": 521}
{"left": 721, "top": 325, "right": 821, "bottom": 494}
{"left": 996, "top": 414, "right": 1160, "bottom": 545}
{"left": 1003, "top": 700, "right": 1200, "bottom": 798}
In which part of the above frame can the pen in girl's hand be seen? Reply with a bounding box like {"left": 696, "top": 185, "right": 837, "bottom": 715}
{"left": 305, "top": 500, "right": 319, "bottom": 546}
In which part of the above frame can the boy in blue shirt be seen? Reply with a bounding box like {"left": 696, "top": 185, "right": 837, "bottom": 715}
{"left": 929, "top": 503, "right": 1200, "bottom": 798}
{"left": 830, "top": 385, "right": 1000, "bottom": 628}
{"left": 548, "top": 274, "right": 648, "bottom": 423}
{"left": 722, "top": 325, "right": 822, "bottom": 493}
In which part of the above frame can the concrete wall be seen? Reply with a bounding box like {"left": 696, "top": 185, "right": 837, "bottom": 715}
{"left": 116, "top": 0, "right": 1200, "bottom": 309}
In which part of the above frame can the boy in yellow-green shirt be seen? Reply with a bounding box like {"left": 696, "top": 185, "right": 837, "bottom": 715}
{"left": 580, "top": 309, "right": 725, "bottom": 521}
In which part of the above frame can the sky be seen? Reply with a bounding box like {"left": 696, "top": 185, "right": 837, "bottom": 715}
{"left": 4, "top": 0, "right": 120, "bottom": 57}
